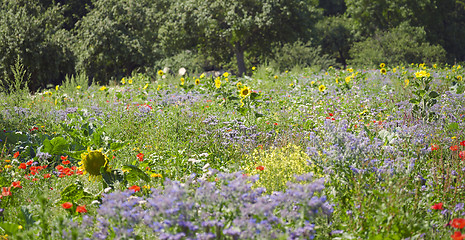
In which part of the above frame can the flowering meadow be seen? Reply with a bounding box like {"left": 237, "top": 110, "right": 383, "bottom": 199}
{"left": 0, "top": 63, "right": 465, "bottom": 239}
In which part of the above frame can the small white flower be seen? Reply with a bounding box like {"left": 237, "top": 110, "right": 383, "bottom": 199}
{"left": 178, "top": 67, "right": 186, "bottom": 76}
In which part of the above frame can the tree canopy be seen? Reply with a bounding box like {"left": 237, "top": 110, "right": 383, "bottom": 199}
{"left": 0, "top": 0, "right": 463, "bottom": 90}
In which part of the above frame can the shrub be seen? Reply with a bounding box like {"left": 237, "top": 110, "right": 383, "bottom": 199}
{"left": 268, "top": 41, "right": 337, "bottom": 71}
{"left": 348, "top": 22, "right": 446, "bottom": 67}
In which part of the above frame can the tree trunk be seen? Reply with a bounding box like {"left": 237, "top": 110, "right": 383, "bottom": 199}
{"left": 234, "top": 42, "right": 247, "bottom": 77}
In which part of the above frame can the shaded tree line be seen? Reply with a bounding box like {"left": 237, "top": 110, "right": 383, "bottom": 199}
{"left": 0, "top": 0, "right": 463, "bottom": 91}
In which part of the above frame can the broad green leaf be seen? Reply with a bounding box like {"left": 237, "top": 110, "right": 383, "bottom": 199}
{"left": 0, "top": 222, "right": 21, "bottom": 235}
{"left": 250, "top": 92, "right": 262, "bottom": 100}
{"left": 21, "top": 207, "right": 35, "bottom": 227}
{"left": 101, "top": 168, "right": 126, "bottom": 188}
{"left": 428, "top": 91, "right": 439, "bottom": 98}
{"left": 122, "top": 165, "right": 150, "bottom": 182}
{"left": 60, "top": 182, "right": 93, "bottom": 202}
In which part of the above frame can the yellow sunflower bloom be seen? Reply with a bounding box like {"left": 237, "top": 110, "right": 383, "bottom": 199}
{"left": 318, "top": 85, "right": 326, "bottom": 92}
{"left": 79, "top": 148, "right": 110, "bottom": 181}
{"left": 240, "top": 86, "right": 251, "bottom": 98}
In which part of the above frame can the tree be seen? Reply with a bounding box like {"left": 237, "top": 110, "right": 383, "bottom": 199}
{"left": 162, "top": 0, "right": 322, "bottom": 76}
{"left": 0, "top": 0, "right": 74, "bottom": 92}
{"left": 73, "top": 0, "right": 168, "bottom": 83}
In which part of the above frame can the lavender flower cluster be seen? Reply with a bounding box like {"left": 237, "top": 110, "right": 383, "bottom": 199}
{"left": 64, "top": 171, "right": 331, "bottom": 239}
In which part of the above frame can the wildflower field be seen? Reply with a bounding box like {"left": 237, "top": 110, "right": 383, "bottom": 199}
{"left": 1, "top": 63, "right": 465, "bottom": 239}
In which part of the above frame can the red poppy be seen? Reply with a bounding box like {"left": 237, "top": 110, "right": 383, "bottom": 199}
{"left": 137, "top": 153, "right": 144, "bottom": 162}
{"left": 61, "top": 202, "right": 73, "bottom": 209}
{"left": 56, "top": 165, "right": 64, "bottom": 171}
{"left": 451, "top": 231, "right": 465, "bottom": 240}
{"left": 256, "top": 166, "right": 265, "bottom": 171}
{"left": 461, "top": 141, "right": 465, "bottom": 147}
{"left": 13, "top": 151, "right": 19, "bottom": 158}
{"left": 451, "top": 145, "right": 459, "bottom": 151}
{"left": 129, "top": 185, "right": 141, "bottom": 192}
{"left": 18, "top": 163, "right": 27, "bottom": 169}
{"left": 61, "top": 156, "right": 68, "bottom": 161}
{"left": 76, "top": 205, "right": 87, "bottom": 213}
{"left": 431, "top": 202, "right": 443, "bottom": 210}
{"left": 1, "top": 187, "right": 11, "bottom": 197}
{"left": 26, "top": 160, "right": 33, "bottom": 166}
{"left": 274, "top": 123, "right": 278, "bottom": 125}
{"left": 450, "top": 218, "right": 465, "bottom": 229}
{"left": 460, "top": 151, "right": 465, "bottom": 160}
{"left": 44, "top": 174, "right": 51, "bottom": 179}
{"left": 11, "top": 181, "right": 22, "bottom": 189}
{"left": 62, "top": 160, "right": 71, "bottom": 165}
{"left": 431, "top": 144, "right": 439, "bottom": 151}
{"left": 328, "top": 113, "right": 333, "bottom": 117}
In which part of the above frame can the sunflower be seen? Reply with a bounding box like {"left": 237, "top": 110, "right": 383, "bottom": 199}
{"left": 318, "top": 85, "right": 326, "bottom": 92}
{"left": 195, "top": 78, "right": 200, "bottom": 85}
{"left": 380, "top": 68, "right": 387, "bottom": 74}
{"left": 215, "top": 77, "right": 221, "bottom": 89}
{"left": 457, "top": 75, "right": 463, "bottom": 81}
{"left": 158, "top": 70, "right": 164, "bottom": 76}
{"left": 379, "top": 63, "right": 385, "bottom": 68}
{"left": 240, "top": 86, "right": 251, "bottom": 98}
{"left": 79, "top": 148, "right": 110, "bottom": 181}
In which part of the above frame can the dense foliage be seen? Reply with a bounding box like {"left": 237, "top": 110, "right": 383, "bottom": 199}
{"left": 1, "top": 0, "right": 464, "bottom": 90}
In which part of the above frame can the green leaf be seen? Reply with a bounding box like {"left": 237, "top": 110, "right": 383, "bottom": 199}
{"left": 122, "top": 165, "right": 150, "bottom": 183}
{"left": 457, "top": 85, "right": 465, "bottom": 94}
{"left": 21, "top": 207, "right": 35, "bottom": 228}
{"left": 42, "top": 136, "right": 68, "bottom": 155}
{"left": 63, "top": 150, "right": 86, "bottom": 160}
{"left": 409, "top": 98, "right": 420, "bottom": 104}
{"left": 60, "top": 182, "right": 93, "bottom": 202}
{"left": 250, "top": 92, "right": 262, "bottom": 100}
{"left": 428, "top": 91, "right": 439, "bottom": 98}
{"left": 237, "top": 106, "right": 249, "bottom": 115}
{"left": 0, "top": 222, "right": 20, "bottom": 235}
{"left": 415, "top": 90, "right": 425, "bottom": 97}
{"left": 101, "top": 168, "right": 126, "bottom": 188}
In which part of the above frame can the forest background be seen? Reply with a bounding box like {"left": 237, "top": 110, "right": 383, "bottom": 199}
{"left": 0, "top": 0, "right": 464, "bottom": 91}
